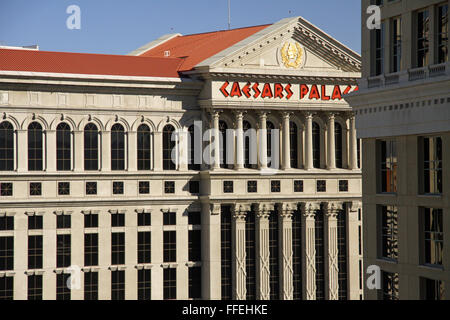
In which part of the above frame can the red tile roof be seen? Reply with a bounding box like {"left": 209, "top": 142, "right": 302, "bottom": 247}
{"left": 0, "top": 49, "right": 183, "bottom": 78}
{"left": 139, "top": 24, "right": 271, "bottom": 71}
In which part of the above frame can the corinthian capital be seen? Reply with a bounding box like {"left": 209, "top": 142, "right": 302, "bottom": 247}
{"left": 300, "top": 202, "right": 320, "bottom": 218}
{"left": 254, "top": 202, "right": 274, "bottom": 219}
{"left": 323, "top": 202, "right": 343, "bottom": 219}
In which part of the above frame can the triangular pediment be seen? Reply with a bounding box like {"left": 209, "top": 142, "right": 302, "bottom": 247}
{"left": 195, "top": 16, "right": 361, "bottom": 75}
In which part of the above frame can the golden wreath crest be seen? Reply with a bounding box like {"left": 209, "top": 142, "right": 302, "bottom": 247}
{"left": 281, "top": 42, "right": 304, "bottom": 69}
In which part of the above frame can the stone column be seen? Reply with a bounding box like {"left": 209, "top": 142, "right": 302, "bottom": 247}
{"left": 282, "top": 112, "right": 291, "bottom": 170}
{"left": 324, "top": 202, "right": 341, "bottom": 300}
{"left": 232, "top": 203, "right": 249, "bottom": 300}
{"left": 234, "top": 111, "right": 244, "bottom": 170}
{"left": 127, "top": 130, "right": 137, "bottom": 171}
{"left": 178, "top": 128, "right": 188, "bottom": 171}
{"left": 201, "top": 202, "right": 222, "bottom": 300}
{"left": 101, "top": 130, "right": 111, "bottom": 171}
{"left": 348, "top": 114, "right": 358, "bottom": 170}
{"left": 304, "top": 112, "right": 314, "bottom": 170}
{"left": 153, "top": 131, "right": 163, "bottom": 171}
{"left": 258, "top": 112, "right": 268, "bottom": 170}
{"left": 279, "top": 202, "right": 295, "bottom": 300}
{"left": 46, "top": 129, "right": 56, "bottom": 172}
{"left": 301, "top": 202, "right": 319, "bottom": 300}
{"left": 255, "top": 203, "right": 273, "bottom": 300}
{"left": 327, "top": 113, "right": 336, "bottom": 170}
{"left": 347, "top": 201, "right": 362, "bottom": 300}
{"left": 211, "top": 111, "right": 221, "bottom": 170}
{"left": 73, "top": 130, "right": 83, "bottom": 172}
{"left": 16, "top": 129, "right": 27, "bottom": 172}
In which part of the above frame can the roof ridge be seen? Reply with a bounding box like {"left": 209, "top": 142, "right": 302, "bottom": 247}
{"left": 180, "top": 23, "right": 272, "bottom": 38}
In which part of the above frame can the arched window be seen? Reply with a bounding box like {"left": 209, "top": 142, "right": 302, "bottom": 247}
{"left": 312, "top": 122, "right": 321, "bottom": 169}
{"left": 84, "top": 123, "right": 99, "bottom": 171}
{"left": 243, "top": 121, "right": 252, "bottom": 169}
{"left": 0, "top": 121, "right": 14, "bottom": 171}
{"left": 335, "top": 122, "right": 343, "bottom": 168}
{"left": 111, "top": 124, "right": 125, "bottom": 171}
{"left": 219, "top": 121, "right": 228, "bottom": 169}
{"left": 188, "top": 125, "right": 200, "bottom": 171}
{"left": 163, "top": 124, "right": 176, "bottom": 170}
{"left": 267, "top": 121, "right": 275, "bottom": 167}
{"left": 137, "top": 124, "right": 151, "bottom": 170}
{"left": 56, "top": 123, "right": 71, "bottom": 171}
{"left": 290, "top": 121, "right": 298, "bottom": 169}
{"left": 28, "top": 122, "right": 43, "bottom": 171}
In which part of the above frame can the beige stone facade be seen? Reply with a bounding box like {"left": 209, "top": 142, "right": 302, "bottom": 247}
{"left": 347, "top": 0, "right": 450, "bottom": 300}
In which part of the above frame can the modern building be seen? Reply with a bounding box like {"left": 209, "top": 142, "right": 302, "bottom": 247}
{"left": 0, "top": 16, "right": 363, "bottom": 300}
{"left": 347, "top": 0, "right": 449, "bottom": 300}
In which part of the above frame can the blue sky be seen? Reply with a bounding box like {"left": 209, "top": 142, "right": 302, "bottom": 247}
{"left": 0, "top": 0, "right": 361, "bottom": 55}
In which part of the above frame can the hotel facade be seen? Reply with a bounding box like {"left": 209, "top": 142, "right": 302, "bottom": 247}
{"left": 0, "top": 17, "right": 363, "bottom": 300}
{"left": 347, "top": 0, "right": 450, "bottom": 300}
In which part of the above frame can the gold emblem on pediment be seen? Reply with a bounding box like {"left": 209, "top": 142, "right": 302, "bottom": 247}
{"left": 281, "top": 41, "right": 304, "bottom": 69}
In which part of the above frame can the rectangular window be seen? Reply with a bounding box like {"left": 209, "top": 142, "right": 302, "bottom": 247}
{"left": 292, "top": 211, "right": 302, "bottom": 300}
{"left": 111, "top": 213, "right": 125, "bottom": 227}
{"left": 189, "top": 181, "right": 200, "bottom": 194}
{"left": 138, "top": 231, "right": 151, "bottom": 264}
{"left": 0, "top": 276, "right": 13, "bottom": 300}
{"left": 84, "top": 213, "right": 98, "bottom": 228}
{"left": 223, "top": 181, "right": 233, "bottom": 193}
{"left": 188, "top": 267, "right": 201, "bottom": 299}
{"left": 417, "top": 9, "right": 430, "bottom": 67}
{"left": 188, "top": 230, "right": 201, "bottom": 262}
{"left": 28, "top": 275, "right": 42, "bottom": 300}
{"left": 381, "top": 271, "right": 399, "bottom": 300}
{"left": 164, "top": 181, "right": 175, "bottom": 194}
{"left": 371, "top": 22, "right": 385, "bottom": 76}
{"left": 84, "top": 233, "right": 98, "bottom": 266}
{"left": 163, "top": 268, "right": 176, "bottom": 300}
{"left": 294, "top": 180, "right": 303, "bottom": 193}
{"left": 379, "top": 206, "right": 398, "bottom": 260}
{"left": 422, "top": 277, "right": 445, "bottom": 300}
{"left": 220, "top": 205, "right": 232, "bottom": 300}
{"left": 138, "top": 212, "right": 151, "bottom": 226}
{"left": 0, "top": 236, "right": 14, "bottom": 271}
{"left": 163, "top": 212, "right": 176, "bottom": 225}
{"left": 112, "top": 181, "right": 124, "bottom": 195}
{"left": 317, "top": 180, "right": 326, "bottom": 192}
{"left": 437, "top": 4, "right": 449, "bottom": 63}
{"left": 139, "top": 181, "right": 150, "bottom": 194}
{"left": 315, "top": 211, "right": 325, "bottom": 300}
{"left": 58, "top": 182, "right": 70, "bottom": 196}
{"left": 423, "top": 208, "right": 443, "bottom": 266}
{"left": 247, "top": 180, "right": 257, "bottom": 193}
{"left": 379, "top": 139, "right": 397, "bottom": 193}
{"left": 0, "top": 216, "right": 13, "bottom": 231}
{"left": 85, "top": 182, "right": 97, "bottom": 195}
{"left": 56, "top": 273, "right": 71, "bottom": 300}
{"left": 271, "top": 180, "right": 281, "bottom": 193}
{"left": 29, "top": 182, "right": 42, "bottom": 196}
{"left": 163, "top": 231, "right": 176, "bottom": 263}
{"left": 246, "top": 210, "right": 256, "bottom": 300}
{"left": 421, "top": 137, "right": 442, "bottom": 194}
{"left": 0, "top": 183, "right": 13, "bottom": 196}
{"left": 391, "top": 17, "right": 402, "bottom": 72}
{"left": 111, "top": 232, "right": 125, "bottom": 265}
{"left": 111, "top": 270, "right": 125, "bottom": 300}
{"left": 84, "top": 272, "right": 98, "bottom": 300}
{"left": 339, "top": 180, "right": 349, "bottom": 192}
{"left": 337, "top": 209, "right": 348, "bottom": 300}
{"left": 188, "top": 211, "right": 201, "bottom": 225}
{"left": 56, "top": 234, "right": 71, "bottom": 268}
{"left": 269, "top": 210, "right": 279, "bottom": 300}
{"left": 28, "top": 235, "right": 43, "bottom": 269}
{"left": 57, "top": 215, "right": 71, "bottom": 229}
{"left": 28, "top": 215, "right": 43, "bottom": 230}
{"left": 138, "top": 269, "right": 151, "bottom": 300}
